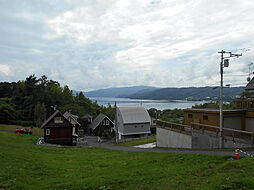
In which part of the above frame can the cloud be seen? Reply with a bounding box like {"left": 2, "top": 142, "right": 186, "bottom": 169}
{"left": 0, "top": 65, "right": 11, "bottom": 75}
{"left": 1, "top": 0, "right": 254, "bottom": 91}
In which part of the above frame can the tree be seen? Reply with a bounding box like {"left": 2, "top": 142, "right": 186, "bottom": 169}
{"left": 34, "top": 103, "right": 46, "bottom": 126}
{"left": 0, "top": 98, "right": 17, "bottom": 124}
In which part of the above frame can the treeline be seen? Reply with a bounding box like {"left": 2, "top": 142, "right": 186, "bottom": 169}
{"left": 0, "top": 75, "right": 115, "bottom": 126}
{"left": 148, "top": 108, "right": 184, "bottom": 124}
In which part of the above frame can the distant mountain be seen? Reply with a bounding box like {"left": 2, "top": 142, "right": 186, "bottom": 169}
{"left": 122, "top": 87, "right": 245, "bottom": 101}
{"left": 83, "top": 86, "right": 159, "bottom": 98}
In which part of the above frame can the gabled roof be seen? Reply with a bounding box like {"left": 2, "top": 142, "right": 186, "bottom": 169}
{"left": 245, "top": 77, "right": 254, "bottom": 91}
{"left": 41, "top": 110, "right": 73, "bottom": 128}
{"left": 81, "top": 114, "right": 93, "bottom": 119}
{"left": 63, "top": 112, "right": 81, "bottom": 126}
{"left": 117, "top": 106, "right": 150, "bottom": 124}
{"left": 89, "top": 113, "right": 113, "bottom": 130}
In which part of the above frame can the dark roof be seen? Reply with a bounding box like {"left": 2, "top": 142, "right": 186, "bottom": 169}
{"left": 41, "top": 110, "right": 73, "bottom": 128}
{"left": 89, "top": 113, "right": 113, "bottom": 131}
{"left": 245, "top": 77, "right": 254, "bottom": 91}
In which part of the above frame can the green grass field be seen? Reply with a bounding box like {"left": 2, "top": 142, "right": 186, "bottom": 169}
{"left": 0, "top": 131, "right": 254, "bottom": 190}
{"left": 0, "top": 124, "right": 43, "bottom": 136}
{"left": 117, "top": 137, "right": 156, "bottom": 147}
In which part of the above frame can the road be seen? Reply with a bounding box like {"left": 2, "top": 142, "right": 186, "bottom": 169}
{"left": 1, "top": 129, "right": 253, "bottom": 157}
{"left": 77, "top": 136, "right": 254, "bottom": 157}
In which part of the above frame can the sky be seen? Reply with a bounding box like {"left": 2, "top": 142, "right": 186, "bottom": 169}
{"left": 1, "top": 0, "right": 254, "bottom": 91}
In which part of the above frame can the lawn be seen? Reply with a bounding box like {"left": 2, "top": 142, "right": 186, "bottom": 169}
{"left": 0, "top": 124, "right": 43, "bottom": 136}
{"left": 0, "top": 131, "right": 254, "bottom": 190}
{"left": 117, "top": 137, "right": 156, "bottom": 147}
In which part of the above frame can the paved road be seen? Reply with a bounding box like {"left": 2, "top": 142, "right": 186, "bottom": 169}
{"left": 77, "top": 136, "right": 254, "bottom": 156}
{"left": 1, "top": 129, "right": 253, "bottom": 157}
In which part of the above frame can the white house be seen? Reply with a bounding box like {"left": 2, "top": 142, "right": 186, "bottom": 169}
{"left": 115, "top": 106, "right": 151, "bottom": 142}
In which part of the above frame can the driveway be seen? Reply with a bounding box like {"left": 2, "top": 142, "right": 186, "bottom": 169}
{"left": 77, "top": 136, "right": 254, "bottom": 156}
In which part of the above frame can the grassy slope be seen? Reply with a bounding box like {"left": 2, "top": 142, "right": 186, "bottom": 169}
{"left": 117, "top": 137, "right": 156, "bottom": 147}
{"left": 0, "top": 124, "right": 43, "bottom": 136}
{"left": 0, "top": 131, "right": 254, "bottom": 190}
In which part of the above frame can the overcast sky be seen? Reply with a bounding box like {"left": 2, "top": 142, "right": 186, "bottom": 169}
{"left": 1, "top": 0, "right": 254, "bottom": 91}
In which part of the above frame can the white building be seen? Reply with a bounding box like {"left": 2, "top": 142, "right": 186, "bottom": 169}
{"left": 115, "top": 106, "right": 151, "bottom": 142}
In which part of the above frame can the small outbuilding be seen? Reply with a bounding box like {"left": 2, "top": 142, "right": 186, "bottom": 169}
{"left": 115, "top": 106, "right": 151, "bottom": 142}
{"left": 88, "top": 113, "right": 114, "bottom": 137}
{"left": 41, "top": 110, "right": 78, "bottom": 145}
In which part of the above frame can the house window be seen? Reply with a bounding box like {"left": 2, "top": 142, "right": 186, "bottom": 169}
{"left": 54, "top": 117, "right": 63, "bottom": 123}
{"left": 106, "top": 120, "right": 110, "bottom": 125}
{"left": 141, "top": 125, "right": 144, "bottom": 128}
{"left": 134, "top": 126, "right": 137, "bottom": 128}
{"left": 203, "top": 116, "right": 208, "bottom": 121}
{"left": 188, "top": 114, "right": 193, "bottom": 118}
{"left": 46, "top": 129, "right": 50, "bottom": 136}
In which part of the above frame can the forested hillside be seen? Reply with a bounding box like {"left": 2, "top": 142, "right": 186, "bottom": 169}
{"left": 84, "top": 86, "right": 159, "bottom": 97}
{"left": 122, "top": 87, "right": 245, "bottom": 101}
{"left": 0, "top": 75, "right": 115, "bottom": 126}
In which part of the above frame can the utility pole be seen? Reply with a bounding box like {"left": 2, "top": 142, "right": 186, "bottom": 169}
{"left": 247, "top": 63, "right": 253, "bottom": 81}
{"left": 217, "top": 50, "right": 242, "bottom": 149}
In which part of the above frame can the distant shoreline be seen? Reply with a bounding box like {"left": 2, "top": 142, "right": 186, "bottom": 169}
{"left": 88, "top": 96, "right": 209, "bottom": 110}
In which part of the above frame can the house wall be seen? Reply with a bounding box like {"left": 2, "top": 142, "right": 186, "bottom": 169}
{"left": 46, "top": 112, "right": 72, "bottom": 128}
{"left": 123, "top": 123, "right": 150, "bottom": 134}
{"left": 43, "top": 112, "right": 76, "bottom": 145}
{"left": 224, "top": 117, "right": 241, "bottom": 130}
{"left": 184, "top": 111, "right": 219, "bottom": 126}
{"left": 92, "top": 117, "right": 114, "bottom": 136}
{"left": 246, "top": 118, "right": 254, "bottom": 132}
{"left": 184, "top": 110, "right": 245, "bottom": 130}
{"left": 44, "top": 127, "right": 73, "bottom": 145}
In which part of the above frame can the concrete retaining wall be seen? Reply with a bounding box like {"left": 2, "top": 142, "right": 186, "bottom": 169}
{"left": 157, "top": 126, "right": 253, "bottom": 149}
{"left": 156, "top": 127, "right": 192, "bottom": 148}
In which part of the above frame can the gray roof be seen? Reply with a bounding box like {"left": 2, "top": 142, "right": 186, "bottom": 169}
{"left": 245, "top": 77, "right": 254, "bottom": 91}
{"left": 117, "top": 106, "right": 150, "bottom": 124}
{"left": 63, "top": 112, "right": 81, "bottom": 126}
{"left": 89, "top": 113, "right": 113, "bottom": 130}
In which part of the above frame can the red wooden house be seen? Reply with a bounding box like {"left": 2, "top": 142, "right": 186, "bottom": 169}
{"left": 41, "top": 110, "right": 78, "bottom": 145}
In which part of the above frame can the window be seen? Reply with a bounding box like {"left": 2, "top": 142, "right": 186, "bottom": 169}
{"left": 141, "top": 125, "right": 144, "bottom": 128}
{"left": 106, "top": 120, "right": 110, "bottom": 125}
{"left": 46, "top": 129, "right": 50, "bottom": 136}
{"left": 54, "top": 117, "right": 63, "bottom": 123}
{"left": 203, "top": 116, "right": 208, "bottom": 121}
{"left": 188, "top": 114, "right": 193, "bottom": 118}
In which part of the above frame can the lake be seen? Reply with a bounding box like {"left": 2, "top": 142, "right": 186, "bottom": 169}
{"left": 88, "top": 97, "right": 208, "bottom": 110}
